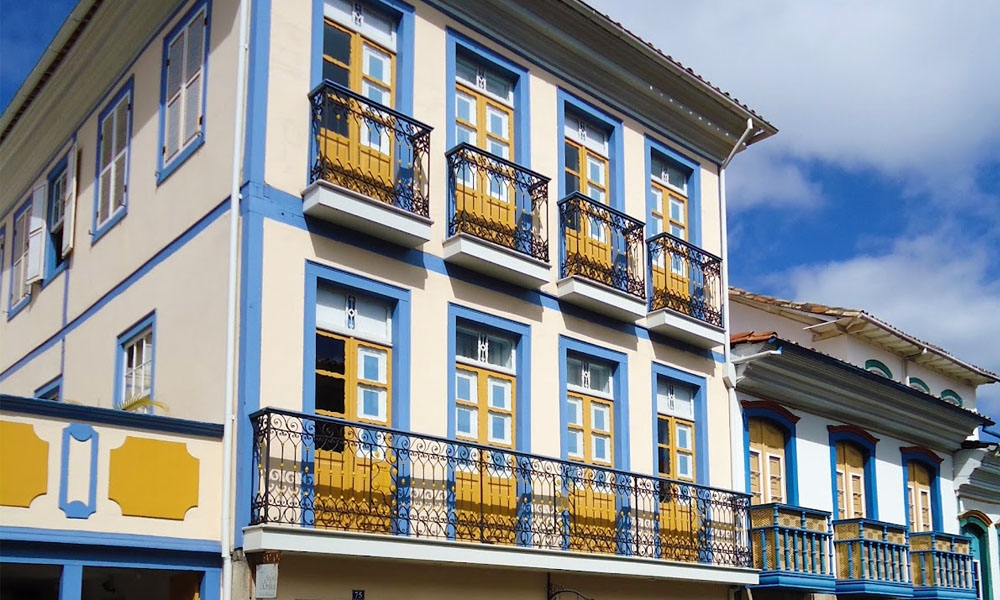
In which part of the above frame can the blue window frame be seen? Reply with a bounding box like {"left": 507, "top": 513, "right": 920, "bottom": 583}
{"left": 653, "top": 362, "right": 708, "bottom": 485}
{"left": 44, "top": 155, "right": 70, "bottom": 284}
{"left": 828, "top": 425, "right": 880, "bottom": 520}
{"left": 446, "top": 304, "right": 531, "bottom": 452}
{"left": 557, "top": 90, "right": 624, "bottom": 210}
{"left": 114, "top": 312, "right": 157, "bottom": 412}
{"left": 901, "top": 446, "right": 944, "bottom": 532}
{"left": 302, "top": 262, "right": 412, "bottom": 428}
{"left": 92, "top": 78, "right": 134, "bottom": 244}
{"left": 558, "top": 336, "right": 629, "bottom": 469}
{"left": 35, "top": 376, "right": 63, "bottom": 401}
{"left": 8, "top": 197, "right": 32, "bottom": 319}
{"left": 645, "top": 136, "right": 702, "bottom": 246}
{"left": 742, "top": 401, "right": 800, "bottom": 504}
{"left": 157, "top": 0, "right": 211, "bottom": 184}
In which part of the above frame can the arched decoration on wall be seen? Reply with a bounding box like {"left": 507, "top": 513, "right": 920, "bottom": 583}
{"left": 864, "top": 359, "right": 893, "bottom": 379}
{"left": 828, "top": 425, "right": 880, "bottom": 520}
{"left": 940, "top": 389, "right": 963, "bottom": 406}
{"left": 908, "top": 377, "right": 931, "bottom": 394}
{"left": 742, "top": 400, "right": 800, "bottom": 505}
{"left": 900, "top": 446, "right": 944, "bottom": 532}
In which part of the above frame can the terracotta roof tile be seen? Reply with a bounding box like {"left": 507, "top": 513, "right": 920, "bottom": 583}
{"left": 730, "top": 331, "right": 777, "bottom": 345}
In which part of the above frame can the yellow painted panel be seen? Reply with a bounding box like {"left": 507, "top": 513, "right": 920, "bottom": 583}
{"left": 0, "top": 421, "right": 49, "bottom": 507}
{"left": 108, "top": 437, "right": 199, "bottom": 520}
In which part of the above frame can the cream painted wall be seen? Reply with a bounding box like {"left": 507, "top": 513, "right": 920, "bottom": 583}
{"left": 0, "top": 344, "right": 62, "bottom": 399}
{"left": 0, "top": 412, "right": 222, "bottom": 541}
{"left": 259, "top": 218, "right": 733, "bottom": 486}
{"left": 271, "top": 554, "right": 730, "bottom": 600}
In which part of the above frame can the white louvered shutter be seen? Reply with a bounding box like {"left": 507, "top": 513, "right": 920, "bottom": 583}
{"left": 62, "top": 143, "right": 78, "bottom": 257}
{"left": 25, "top": 184, "right": 47, "bottom": 284}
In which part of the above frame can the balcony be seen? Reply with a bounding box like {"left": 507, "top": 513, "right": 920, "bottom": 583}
{"left": 245, "top": 409, "right": 757, "bottom": 584}
{"left": 833, "top": 518, "right": 913, "bottom": 597}
{"left": 646, "top": 233, "right": 725, "bottom": 349}
{"left": 556, "top": 193, "right": 646, "bottom": 321}
{"left": 749, "top": 504, "right": 835, "bottom": 592}
{"left": 443, "top": 143, "right": 550, "bottom": 288}
{"left": 303, "top": 80, "right": 433, "bottom": 248}
{"left": 910, "top": 531, "right": 978, "bottom": 599}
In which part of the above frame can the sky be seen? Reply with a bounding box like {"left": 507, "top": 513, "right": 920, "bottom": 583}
{"left": 1, "top": 1, "right": 998, "bottom": 433}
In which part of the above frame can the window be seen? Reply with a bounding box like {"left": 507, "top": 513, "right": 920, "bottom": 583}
{"left": 9, "top": 199, "right": 31, "bottom": 311}
{"left": 159, "top": 2, "right": 209, "bottom": 178}
{"left": 0, "top": 227, "right": 5, "bottom": 304}
{"left": 748, "top": 418, "right": 786, "bottom": 504}
{"left": 324, "top": 0, "right": 397, "bottom": 95}
{"left": 835, "top": 441, "right": 867, "bottom": 519}
{"left": 94, "top": 82, "right": 132, "bottom": 239}
{"left": 35, "top": 377, "right": 62, "bottom": 401}
{"left": 650, "top": 154, "right": 689, "bottom": 241}
{"left": 45, "top": 149, "right": 77, "bottom": 279}
{"left": 117, "top": 316, "right": 155, "bottom": 412}
{"left": 454, "top": 326, "right": 515, "bottom": 447}
{"left": 908, "top": 377, "right": 930, "bottom": 394}
{"left": 315, "top": 285, "right": 392, "bottom": 424}
{"left": 865, "top": 359, "right": 893, "bottom": 379}
{"left": 657, "top": 379, "right": 696, "bottom": 481}
{"left": 564, "top": 114, "right": 610, "bottom": 205}
{"left": 940, "top": 389, "right": 963, "bottom": 406}
{"left": 566, "top": 354, "right": 614, "bottom": 465}
{"left": 907, "top": 461, "right": 934, "bottom": 532}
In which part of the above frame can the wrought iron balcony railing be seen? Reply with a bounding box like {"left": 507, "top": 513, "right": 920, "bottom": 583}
{"left": 445, "top": 143, "right": 549, "bottom": 262}
{"left": 910, "top": 531, "right": 977, "bottom": 593}
{"left": 250, "top": 408, "right": 752, "bottom": 569}
{"left": 647, "top": 232, "right": 723, "bottom": 328}
{"left": 750, "top": 503, "right": 834, "bottom": 579}
{"left": 309, "top": 80, "right": 432, "bottom": 217}
{"left": 833, "top": 518, "right": 911, "bottom": 585}
{"left": 558, "top": 193, "right": 645, "bottom": 299}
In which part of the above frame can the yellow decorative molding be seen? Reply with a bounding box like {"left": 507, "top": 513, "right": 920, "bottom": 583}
{"left": 0, "top": 421, "right": 49, "bottom": 507}
{"left": 108, "top": 437, "right": 199, "bottom": 520}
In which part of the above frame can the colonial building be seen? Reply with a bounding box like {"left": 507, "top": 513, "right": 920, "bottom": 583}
{"left": 730, "top": 288, "right": 998, "bottom": 600}
{"left": 0, "top": 0, "right": 777, "bottom": 599}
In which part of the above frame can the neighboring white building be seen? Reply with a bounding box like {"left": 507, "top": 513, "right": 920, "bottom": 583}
{"left": 730, "top": 287, "right": 998, "bottom": 600}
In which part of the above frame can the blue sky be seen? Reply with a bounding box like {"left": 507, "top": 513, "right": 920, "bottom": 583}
{"left": 2, "top": 1, "right": 998, "bottom": 433}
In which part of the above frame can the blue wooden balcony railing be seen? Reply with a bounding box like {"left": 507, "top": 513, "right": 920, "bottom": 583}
{"left": 750, "top": 503, "right": 835, "bottom": 589}
{"left": 910, "top": 531, "right": 978, "bottom": 596}
{"left": 249, "top": 408, "right": 753, "bottom": 569}
{"left": 833, "top": 518, "right": 911, "bottom": 591}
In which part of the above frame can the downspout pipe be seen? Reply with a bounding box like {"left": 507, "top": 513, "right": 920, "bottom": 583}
{"left": 222, "top": 0, "right": 251, "bottom": 599}
{"left": 720, "top": 119, "right": 755, "bottom": 492}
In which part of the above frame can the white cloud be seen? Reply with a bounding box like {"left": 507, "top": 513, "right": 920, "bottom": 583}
{"left": 587, "top": 0, "right": 1000, "bottom": 201}
{"left": 780, "top": 232, "right": 1000, "bottom": 420}
{"left": 725, "top": 146, "right": 824, "bottom": 210}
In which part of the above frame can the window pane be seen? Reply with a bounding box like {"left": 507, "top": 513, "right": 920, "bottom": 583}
{"left": 486, "top": 335, "right": 512, "bottom": 368}
{"left": 484, "top": 71, "right": 512, "bottom": 102}
{"left": 113, "top": 154, "right": 127, "bottom": 207}
{"left": 488, "top": 378, "right": 510, "bottom": 410}
{"left": 456, "top": 405, "right": 476, "bottom": 437}
{"left": 315, "top": 373, "right": 346, "bottom": 415}
{"left": 678, "top": 453, "right": 693, "bottom": 478}
{"left": 186, "top": 16, "right": 205, "bottom": 80}
{"left": 456, "top": 91, "right": 476, "bottom": 124}
{"left": 316, "top": 334, "right": 346, "bottom": 374}
{"left": 184, "top": 73, "right": 202, "bottom": 141}
{"left": 565, "top": 172, "right": 580, "bottom": 195}
{"left": 593, "top": 434, "right": 610, "bottom": 462}
{"left": 589, "top": 362, "right": 612, "bottom": 394}
{"left": 324, "top": 23, "right": 351, "bottom": 65}
{"left": 658, "top": 447, "right": 671, "bottom": 476}
{"left": 568, "top": 430, "right": 583, "bottom": 457}
{"left": 456, "top": 125, "right": 476, "bottom": 146}
{"left": 166, "top": 97, "right": 181, "bottom": 157}
{"left": 456, "top": 370, "right": 476, "bottom": 402}
{"left": 567, "top": 358, "right": 583, "bottom": 387}
{"left": 587, "top": 156, "right": 605, "bottom": 184}
{"left": 167, "top": 36, "right": 184, "bottom": 97}
{"left": 100, "top": 116, "right": 114, "bottom": 169}
{"left": 489, "top": 413, "right": 510, "bottom": 444}
{"left": 657, "top": 417, "right": 670, "bottom": 445}
{"left": 675, "top": 423, "right": 692, "bottom": 450}
{"left": 565, "top": 142, "right": 580, "bottom": 173}
{"left": 114, "top": 98, "right": 129, "bottom": 155}
{"left": 667, "top": 164, "right": 687, "bottom": 190}
{"left": 358, "top": 385, "right": 386, "bottom": 421}
{"left": 358, "top": 347, "right": 386, "bottom": 383}
{"left": 455, "top": 57, "right": 477, "bottom": 86}
{"left": 363, "top": 44, "right": 391, "bottom": 86}
{"left": 323, "top": 61, "right": 349, "bottom": 87}
{"left": 566, "top": 397, "right": 582, "bottom": 426}
{"left": 456, "top": 330, "right": 479, "bottom": 361}
{"left": 591, "top": 403, "right": 609, "bottom": 433}
{"left": 486, "top": 106, "right": 508, "bottom": 139}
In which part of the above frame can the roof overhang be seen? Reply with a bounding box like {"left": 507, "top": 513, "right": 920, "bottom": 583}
{"left": 954, "top": 446, "right": 1000, "bottom": 505}
{"left": 733, "top": 337, "right": 993, "bottom": 454}
{"left": 425, "top": 0, "right": 777, "bottom": 164}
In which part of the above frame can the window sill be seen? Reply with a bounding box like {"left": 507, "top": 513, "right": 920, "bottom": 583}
{"left": 156, "top": 135, "right": 204, "bottom": 186}
{"left": 91, "top": 206, "right": 128, "bottom": 245}
{"left": 7, "top": 296, "right": 30, "bottom": 321}
{"left": 41, "top": 261, "right": 69, "bottom": 290}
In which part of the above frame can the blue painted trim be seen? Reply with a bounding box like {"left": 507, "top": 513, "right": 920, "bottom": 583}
{"left": 34, "top": 376, "right": 63, "bottom": 401}
{"left": 755, "top": 572, "right": 837, "bottom": 591}
{"left": 91, "top": 77, "right": 134, "bottom": 245}
{"left": 253, "top": 185, "right": 726, "bottom": 364}
{"left": 743, "top": 405, "right": 800, "bottom": 505}
{"left": 557, "top": 335, "right": 630, "bottom": 470}
{"left": 0, "top": 526, "right": 223, "bottom": 556}
{"left": 156, "top": 0, "right": 212, "bottom": 184}
{"left": 58, "top": 423, "right": 99, "bottom": 519}
{"left": 234, "top": 184, "right": 265, "bottom": 549}
{"left": 900, "top": 448, "right": 944, "bottom": 532}
{"left": 835, "top": 579, "right": 915, "bottom": 597}
{"left": 912, "top": 590, "right": 977, "bottom": 600}
{"left": 7, "top": 196, "right": 32, "bottom": 320}
{"left": 60, "top": 563, "right": 82, "bottom": 600}
{"left": 556, "top": 89, "right": 625, "bottom": 211}
{"left": 445, "top": 303, "right": 532, "bottom": 452}
{"left": 0, "top": 395, "right": 225, "bottom": 438}
{"left": 0, "top": 198, "right": 229, "bottom": 386}
{"left": 114, "top": 311, "right": 157, "bottom": 411}
{"left": 445, "top": 28, "right": 531, "bottom": 165}
{"left": 43, "top": 153, "right": 71, "bottom": 286}
{"left": 865, "top": 359, "right": 893, "bottom": 379}
{"left": 0, "top": 226, "right": 5, "bottom": 314}
{"left": 301, "top": 261, "right": 412, "bottom": 429}
{"left": 651, "top": 362, "right": 708, "bottom": 485}
{"left": 645, "top": 135, "right": 702, "bottom": 247}
{"left": 242, "top": 0, "right": 271, "bottom": 184}
{"left": 829, "top": 427, "right": 879, "bottom": 520}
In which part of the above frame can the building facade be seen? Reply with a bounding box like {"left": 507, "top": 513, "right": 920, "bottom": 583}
{"left": 730, "top": 288, "right": 999, "bottom": 600}
{"left": 0, "top": 1, "right": 778, "bottom": 599}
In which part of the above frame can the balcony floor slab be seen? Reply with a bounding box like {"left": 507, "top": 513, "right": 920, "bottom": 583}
{"left": 243, "top": 525, "right": 758, "bottom": 585}
{"left": 646, "top": 307, "right": 726, "bottom": 349}
{"left": 556, "top": 276, "right": 646, "bottom": 322}
{"left": 443, "top": 234, "right": 550, "bottom": 288}
{"left": 836, "top": 580, "right": 914, "bottom": 597}
{"left": 755, "top": 572, "right": 836, "bottom": 592}
{"left": 302, "top": 180, "right": 433, "bottom": 248}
